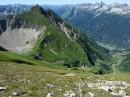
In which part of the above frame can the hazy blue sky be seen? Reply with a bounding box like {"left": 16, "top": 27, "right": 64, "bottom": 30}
{"left": 0, "top": 0, "right": 130, "bottom": 5}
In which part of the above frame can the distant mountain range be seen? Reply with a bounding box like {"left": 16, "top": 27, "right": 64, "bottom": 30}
{"left": 48, "top": 2, "right": 130, "bottom": 49}
{"left": 1, "top": 3, "right": 130, "bottom": 49}
{"left": 0, "top": 5, "right": 31, "bottom": 16}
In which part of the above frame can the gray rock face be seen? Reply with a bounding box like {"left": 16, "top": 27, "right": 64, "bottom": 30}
{"left": 0, "top": 17, "right": 46, "bottom": 53}
{"left": 0, "top": 27, "right": 44, "bottom": 53}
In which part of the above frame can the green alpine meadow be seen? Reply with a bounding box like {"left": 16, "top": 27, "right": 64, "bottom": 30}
{"left": 0, "top": 1, "right": 130, "bottom": 97}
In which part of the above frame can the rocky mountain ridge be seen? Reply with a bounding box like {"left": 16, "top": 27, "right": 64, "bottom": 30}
{"left": 49, "top": 2, "right": 130, "bottom": 48}
{"left": 75, "top": 2, "right": 130, "bottom": 15}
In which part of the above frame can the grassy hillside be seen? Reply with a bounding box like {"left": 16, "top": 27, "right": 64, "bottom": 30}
{"left": 0, "top": 51, "right": 43, "bottom": 66}
{"left": 111, "top": 50, "right": 130, "bottom": 73}
{"left": 0, "top": 5, "right": 113, "bottom": 74}
{"left": 0, "top": 62, "right": 130, "bottom": 97}
{"left": 17, "top": 5, "right": 89, "bottom": 66}
{"left": 118, "top": 53, "right": 130, "bottom": 72}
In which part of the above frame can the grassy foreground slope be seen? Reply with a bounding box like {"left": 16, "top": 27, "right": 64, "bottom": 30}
{"left": 0, "top": 62, "right": 130, "bottom": 97}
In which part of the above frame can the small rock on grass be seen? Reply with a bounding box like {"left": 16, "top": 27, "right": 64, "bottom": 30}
{"left": 12, "top": 91, "right": 21, "bottom": 96}
{"left": 0, "top": 87, "right": 7, "bottom": 92}
{"left": 47, "top": 93, "right": 53, "bottom": 97}
{"left": 86, "top": 92, "right": 94, "bottom": 97}
{"left": 119, "top": 90, "right": 126, "bottom": 96}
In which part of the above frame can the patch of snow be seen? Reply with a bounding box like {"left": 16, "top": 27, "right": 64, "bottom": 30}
{"left": 76, "top": 3, "right": 130, "bottom": 15}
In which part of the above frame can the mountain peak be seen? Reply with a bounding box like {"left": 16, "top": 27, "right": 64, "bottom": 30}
{"left": 31, "top": 5, "right": 43, "bottom": 11}
{"left": 30, "top": 5, "right": 63, "bottom": 24}
{"left": 30, "top": 5, "right": 46, "bottom": 14}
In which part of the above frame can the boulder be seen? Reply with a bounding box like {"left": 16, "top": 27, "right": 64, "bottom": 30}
{"left": 47, "top": 84, "right": 54, "bottom": 88}
{"left": 0, "top": 87, "right": 6, "bottom": 92}
{"left": 12, "top": 91, "right": 21, "bottom": 96}
{"left": 86, "top": 92, "right": 94, "bottom": 97}
{"left": 111, "top": 92, "right": 120, "bottom": 96}
{"left": 69, "top": 92, "right": 76, "bottom": 97}
{"left": 64, "top": 90, "right": 76, "bottom": 97}
{"left": 47, "top": 93, "right": 53, "bottom": 97}
{"left": 119, "top": 90, "right": 126, "bottom": 97}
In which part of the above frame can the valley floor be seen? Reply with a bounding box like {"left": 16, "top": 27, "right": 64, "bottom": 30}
{"left": 0, "top": 63, "right": 130, "bottom": 97}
